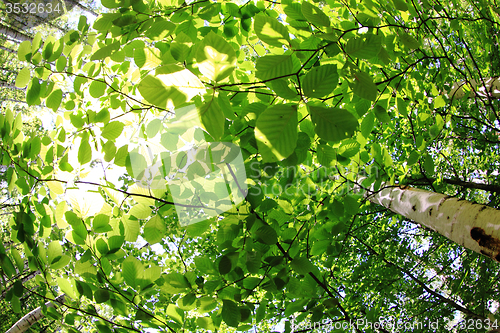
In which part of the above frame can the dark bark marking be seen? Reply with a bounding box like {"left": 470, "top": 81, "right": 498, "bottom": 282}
{"left": 470, "top": 227, "right": 500, "bottom": 254}
{"left": 478, "top": 205, "right": 487, "bottom": 212}
{"left": 412, "top": 205, "right": 417, "bottom": 211}
{"left": 429, "top": 208, "right": 433, "bottom": 216}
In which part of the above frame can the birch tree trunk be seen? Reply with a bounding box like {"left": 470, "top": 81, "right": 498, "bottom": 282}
{"left": 0, "top": 23, "right": 33, "bottom": 42}
{"left": 446, "top": 77, "right": 500, "bottom": 100}
{"left": 5, "top": 294, "right": 65, "bottom": 333}
{"left": 0, "top": 79, "right": 23, "bottom": 90}
{"left": 0, "top": 45, "right": 16, "bottom": 54}
{"left": 367, "top": 184, "right": 500, "bottom": 262}
{"left": 64, "top": 0, "right": 98, "bottom": 16}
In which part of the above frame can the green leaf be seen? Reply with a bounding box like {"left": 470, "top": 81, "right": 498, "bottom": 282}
{"left": 195, "top": 257, "right": 217, "bottom": 275}
{"left": 346, "top": 34, "right": 382, "bottom": 59}
{"left": 0, "top": 254, "right": 16, "bottom": 278}
{"left": 352, "top": 71, "right": 378, "bottom": 101}
{"left": 399, "top": 33, "right": 420, "bottom": 49}
{"left": 90, "top": 41, "right": 120, "bottom": 61}
{"left": 122, "top": 256, "right": 143, "bottom": 289}
{"left": 307, "top": 103, "right": 358, "bottom": 142}
{"left": 255, "top": 225, "right": 278, "bottom": 245}
{"left": 255, "top": 54, "right": 300, "bottom": 81}
{"left": 114, "top": 145, "right": 128, "bottom": 167}
{"left": 143, "top": 215, "right": 166, "bottom": 244}
{"left": 134, "top": 47, "right": 162, "bottom": 70}
{"left": 424, "top": 153, "right": 434, "bottom": 176}
{"left": 197, "top": 317, "right": 215, "bottom": 330}
{"left": 26, "top": 78, "right": 40, "bottom": 106}
{"left": 338, "top": 139, "right": 360, "bottom": 158}
{"left": 407, "top": 150, "right": 420, "bottom": 165}
{"left": 317, "top": 144, "right": 336, "bottom": 166}
{"left": 93, "top": 214, "right": 112, "bottom": 233}
{"left": 268, "top": 79, "right": 300, "bottom": 100}
{"left": 255, "top": 104, "right": 298, "bottom": 163}
{"left": 15, "top": 67, "right": 30, "bottom": 88}
{"left": 302, "top": 64, "right": 339, "bottom": 98}
{"left": 10, "top": 247, "right": 24, "bottom": 272}
{"left": 147, "top": 18, "right": 176, "bottom": 40}
{"left": 94, "top": 289, "right": 110, "bottom": 303}
{"left": 195, "top": 31, "right": 236, "bottom": 82}
{"left": 291, "top": 256, "right": 315, "bottom": 275}
{"left": 301, "top": 1, "right": 330, "bottom": 27}
{"left": 18, "top": 40, "right": 32, "bottom": 61}
{"left": 137, "top": 75, "right": 187, "bottom": 109}
{"left": 222, "top": 300, "right": 241, "bottom": 327}
{"left": 219, "top": 255, "right": 232, "bottom": 275}
{"left": 113, "top": 13, "right": 137, "bottom": 27}
{"left": 246, "top": 250, "right": 261, "bottom": 274}
{"left": 397, "top": 97, "right": 408, "bottom": 116}
{"left": 284, "top": 3, "right": 306, "bottom": 20}
{"left": 166, "top": 304, "right": 184, "bottom": 325}
{"left": 11, "top": 296, "right": 20, "bottom": 313}
{"left": 361, "top": 112, "right": 375, "bottom": 138}
{"left": 254, "top": 13, "right": 290, "bottom": 47}
{"left": 46, "top": 89, "right": 63, "bottom": 112}
{"left": 374, "top": 105, "right": 391, "bottom": 123}
{"left": 170, "top": 32, "right": 192, "bottom": 62}
{"left": 108, "top": 236, "right": 124, "bottom": 254}
{"left": 198, "top": 96, "right": 225, "bottom": 140}
{"left": 89, "top": 80, "right": 107, "bottom": 98}
{"left": 78, "top": 137, "right": 92, "bottom": 165}
{"left": 47, "top": 241, "right": 63, "bottom": 264}
{"left": 164, "top": 272, "right": 190, "bottom": 290}
{"left": 393, "top": 0, "right": 409, "bottom": 11}
{"left": 122, "top": 216, "right": 140, "bottom": 242}
{"left": 101, "top": 121, "right": 124, "bottom": 140}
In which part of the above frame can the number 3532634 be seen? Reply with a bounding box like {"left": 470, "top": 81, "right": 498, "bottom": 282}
{"left": 5, "top": 2, "right": 62, "bottom": 14}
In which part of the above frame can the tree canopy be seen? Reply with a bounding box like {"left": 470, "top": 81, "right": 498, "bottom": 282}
{"left": 2, "top": 0, "right": 500, "bottom": 332}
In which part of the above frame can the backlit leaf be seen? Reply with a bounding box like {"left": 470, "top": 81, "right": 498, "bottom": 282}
{"left": 195, "top": 31, "right": 236, "bottom": 82}
{"left": 255, "top": 104, "right": 298, "bottom": 162}
{"left": 254, "top": 13, "right": 290, "bottom": 47}
{"left": 301, "top": 1, "right": 330, "bottom": 27}
{"left": 302, "top": 64, "right": 339, "bottom": 98}
{"left": 307, "top": 103, "right": 358, "bottom": 142}
{"left": 352, "top": 71, "right": 378, "bottom": 101}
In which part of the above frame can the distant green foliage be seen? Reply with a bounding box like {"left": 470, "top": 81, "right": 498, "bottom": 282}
{"left": 1, "top": 0, "right": 500, "bottom": 332}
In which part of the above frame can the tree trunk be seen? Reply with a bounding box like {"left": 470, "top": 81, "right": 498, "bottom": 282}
{"left": 1, "top": 270, "right": 39, "bottom": 300}
{"left": 5, "top": 294, "right": 65, "bottom": 333}
{"left": 0, "top": 79, "right": 23, "bottom": 90}
{"left": 1, "top": 98, "right": 28, "bottom": 104}
{"left": 64, "top": 0, "right": 99, "bottom": 16}
{"left": 409, "top": 177, "right": 500, "bottom": 193}
{"left": 0, "top": 45, "right": 16, "bottom": 54}
{"left": 447, "top": 77, "right": 500, "bottom": 100}
{"left": 0, "top": 7, "right": 70, "bottom": 34}
{"left": 0, "top": 67, "right": 18, "bottom": 74}
{"left": 367, "top": 184, "right": 500, "bottom": 262}
{"left": 0, "top": 23, "right": 33, "bottom": 42}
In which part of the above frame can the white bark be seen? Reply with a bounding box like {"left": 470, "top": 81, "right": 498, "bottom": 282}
{"left": 446, "top": 77, "right": 500, "bottom": 100}
{"left": 0, "top": 23, "right": 33, "bottom": 42}
{"left": 0, "top": 45, "right": 16, "bottom": 54}
{"left": 367, "top": 184, "right": 500, "bottom": 261}
{"left": 0, "top": 79, "right": 24, "bottom": 90}
{"left": 65, "top": 0, "right": 99, "bottom": 16}
{"left": 6, "top": 294, "right": 65, "bottom": 333}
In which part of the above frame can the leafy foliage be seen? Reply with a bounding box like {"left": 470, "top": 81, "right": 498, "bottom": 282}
{"left": 1, "top": 0, "right": 500, "bottom": 332}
